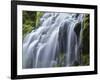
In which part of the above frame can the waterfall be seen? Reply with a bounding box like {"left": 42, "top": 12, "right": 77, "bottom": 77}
{"left": 22, "top": 12, "right": 84, "bottom": 68}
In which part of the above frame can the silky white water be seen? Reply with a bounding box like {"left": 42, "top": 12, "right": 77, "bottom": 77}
{"left": 22, "top": 12, "right": 84, "bottom": 68}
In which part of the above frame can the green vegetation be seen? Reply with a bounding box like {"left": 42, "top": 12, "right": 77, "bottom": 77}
{"left": 36, "top": 12, "right": 44, "bottom": 27}
{"left": 23, "top": 11, "right": 44, "bottom": 38}
{"left": 81, "top": 53, "right": 89, "bottom": 65}
{"left": 82, "top": 14, "right": 90, "bottom": 65}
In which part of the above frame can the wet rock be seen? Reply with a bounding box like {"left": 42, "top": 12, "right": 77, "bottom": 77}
{"left": 58, "top": 22, "right": 69, "bottom": 53}
{"left": 74, "top": 22, "right": 81, "bottom": 39}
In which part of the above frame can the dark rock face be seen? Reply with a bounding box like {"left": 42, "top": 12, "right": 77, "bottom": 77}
{"left": 58, "top": 21, "right": 82, "bottom": 54}
{"left": 75, "top": 13, "right": 80, "bottom": 19}
{"left": 57, "top": 22, "right": 69, "bottom": 66}
{"left": 58, "top": 21, "right": 83, "bottom": 66}
{"left": 74, "top": 22, "right": 81, "bottom": 40}
{"left": 58, "top": 22, "right": 69, "bottom": 53}
{"left": 74, "top": 22, "right": 83, "bottom": 65}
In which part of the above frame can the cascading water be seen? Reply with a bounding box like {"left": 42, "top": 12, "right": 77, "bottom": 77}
{"left": 22, "top": 12, "right": 84, "bottom": 68}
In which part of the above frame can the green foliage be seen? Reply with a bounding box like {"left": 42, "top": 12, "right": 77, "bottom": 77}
{"left": 81, "top": 14, "right": 90, "bottom": 65}
{"left": 36, "top": 12, "right": 44, "bottom": 27}
{"left": 23, "top": 11, "right": 44, "bottom": 38}
{"left": 83, "top": 14, "right": 89, "bottom": 30}
{"left": 82, "top": 14, "right": 90, "bottom": 54}
{"left": 23, "top": 11, "right": 36, "bottom": 37}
